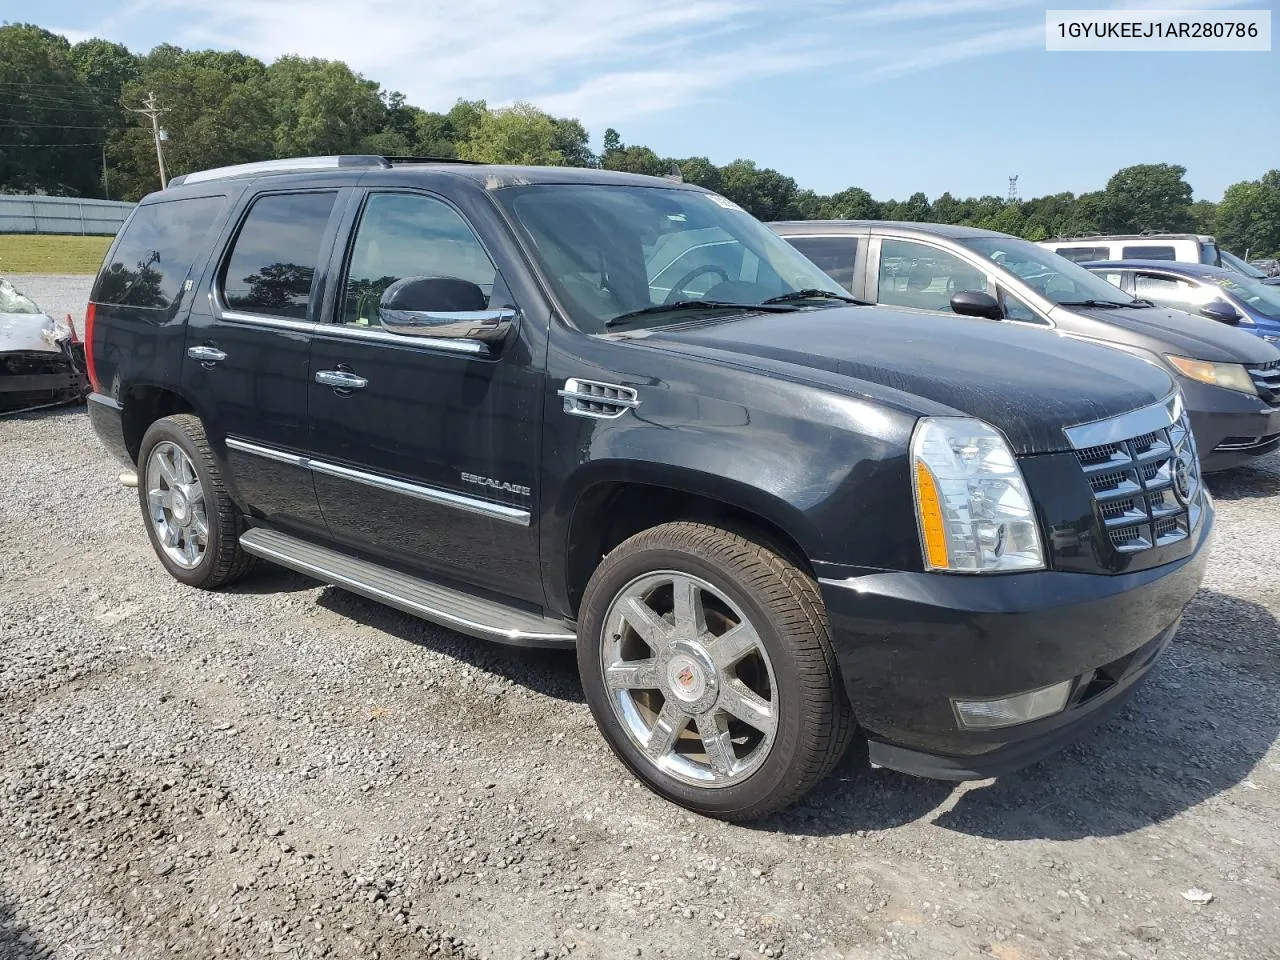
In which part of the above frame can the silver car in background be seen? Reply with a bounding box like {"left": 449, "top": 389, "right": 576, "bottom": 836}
{"left": 771, "top": 220, "right": 1280, "bottom": 471}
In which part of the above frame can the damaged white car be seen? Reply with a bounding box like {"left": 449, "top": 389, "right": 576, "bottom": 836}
{"left": 1, "top": 278, "right": 88, "bottom": 415}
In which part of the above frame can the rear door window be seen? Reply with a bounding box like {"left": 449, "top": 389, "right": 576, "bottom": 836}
{"left": 93, "top": 196, "right": 227, "bottom": 310}
{"left": 783, "top": 236, "right": 858, "bottom": 292}
{"left": 221, "top": 192, "right": 338, "bottom": 320}
{"left": 1133, "top": 273, "right": 1206, "bottom": 313}
{"left": 1122, "top": 245, "right": 1176, "bottom": 260}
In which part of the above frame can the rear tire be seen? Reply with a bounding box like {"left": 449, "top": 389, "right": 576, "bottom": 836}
{"left": 578, "top": 521, "right": 856, "bottom": 821}
{"left": 136, "top": 414, "right": 254, "bottom": 589}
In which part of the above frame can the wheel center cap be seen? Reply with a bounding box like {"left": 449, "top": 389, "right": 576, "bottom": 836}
{"left": 171, "top": 490, "right": 189, "bottom": 523}
{"left": 666, "top": 655, "right": 707, "bottom": 703}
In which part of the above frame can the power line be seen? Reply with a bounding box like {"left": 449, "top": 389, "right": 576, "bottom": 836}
{"left": 0, "top": 141, "right": 106, "bottom": 147}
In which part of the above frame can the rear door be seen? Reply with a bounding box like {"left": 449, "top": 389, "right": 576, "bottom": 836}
{"left": 305, "top": 188, "right": 545, "bottom": 604}
{"left": 184, "top": 188, "right": 346, "bottom": 539}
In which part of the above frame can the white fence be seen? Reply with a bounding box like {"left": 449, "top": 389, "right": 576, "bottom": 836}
{"left": 0, "top": 196, "right": 134, "bottom": 236}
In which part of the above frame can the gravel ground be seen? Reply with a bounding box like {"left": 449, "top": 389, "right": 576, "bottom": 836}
{"left": 2, "top": 276, "right": 1279, "bottom": 960}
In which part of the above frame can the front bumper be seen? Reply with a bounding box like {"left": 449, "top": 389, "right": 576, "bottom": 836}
{"left": 1180, "top": 377, "right": 1280, "bottom": 471}
{"left": 817, "top": 503, "right": 1212, "bottom": 779}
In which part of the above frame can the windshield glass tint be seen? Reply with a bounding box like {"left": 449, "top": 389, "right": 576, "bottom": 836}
{"left": 1211, "top": 274, "right": 1280, "bottom": 320}
{"left": 961, "top": 236, "right": 1139, "bottom": 306}
{"left": 499, "top": 184, "right": 845, "bottom": 332}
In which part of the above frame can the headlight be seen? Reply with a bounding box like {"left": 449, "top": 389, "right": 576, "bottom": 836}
{"left": 1165, "top": 355, "right": 1257, "bottom": 396}
{"left": 911, "top": 417, "right": 1045, "bottom": 573}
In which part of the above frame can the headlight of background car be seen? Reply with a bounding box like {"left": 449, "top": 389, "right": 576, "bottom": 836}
{"left": 1165, "top": 355, "right": 1257, "bottom": 396}
{"left": 911, "top": 417, "right": 1045, "bottom": 573}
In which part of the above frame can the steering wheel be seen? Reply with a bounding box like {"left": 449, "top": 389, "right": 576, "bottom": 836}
{"left": 664, "top": 265, "right": 730, "bottom": 304}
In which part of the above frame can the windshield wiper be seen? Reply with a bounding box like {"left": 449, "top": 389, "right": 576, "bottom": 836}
{"left": 604, "top": 300, "right": 795, "bottom": 328}
{"left": 761, "top": 288, "right": 867, "bottom": 306}
{"left": 1057, "top": 299, "right": 1140, "bottom": 309}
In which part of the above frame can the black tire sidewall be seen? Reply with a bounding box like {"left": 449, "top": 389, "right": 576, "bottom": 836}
{"left": 136, "top": 418, "right": 225, "bottom": 588}
{"left": 578, "top": 541, "right": 817, "bottom": 820}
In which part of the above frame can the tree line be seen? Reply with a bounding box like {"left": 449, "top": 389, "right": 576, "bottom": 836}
{"left": 2, "top": 22, "right": 1278, "bottom": 258}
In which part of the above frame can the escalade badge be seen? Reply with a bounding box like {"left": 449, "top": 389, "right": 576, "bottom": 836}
{"left": 461, "top": 473, "right": 531, "bottom": 497}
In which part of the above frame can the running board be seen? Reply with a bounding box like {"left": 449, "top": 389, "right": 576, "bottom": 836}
{"left": 239, "top": 528, "right": 576, "bottom": 649}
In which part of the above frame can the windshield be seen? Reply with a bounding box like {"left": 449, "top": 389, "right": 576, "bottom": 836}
{"left": 1219, "top": 248, "right": 1268, "bottom": 279}
{"left": 1209, "top": 273, "right": 1280, "bottom": 320}
{"left": 959, "top": 236, "right": 1141, "bottom": 307}
{"left": 497, "top": 184, "right": 847, "bottom": 332}
{"left": 0, "top": 278, "right": 42, "bottom": 314}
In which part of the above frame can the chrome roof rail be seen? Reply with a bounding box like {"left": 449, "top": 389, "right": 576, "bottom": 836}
{"left": 168, "top": 155, "right": 392, "bottom": 187}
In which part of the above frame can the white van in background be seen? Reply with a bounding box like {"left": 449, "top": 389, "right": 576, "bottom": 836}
{"left": 1040, "top": 233, "right": 1220, "bottom": 266}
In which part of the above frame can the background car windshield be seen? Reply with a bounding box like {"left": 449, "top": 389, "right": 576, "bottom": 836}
{"left": 500, "top": 184, "right": 845, "bottom": 332}
{"left": 1219, "top": 248, "right": 1269, "bottom": 279}
{"left": 1214, "top": 274, "right": 1280, "bottom": 320}
{"left": 961, "top": 236, "right": 1139, "bottom": 306}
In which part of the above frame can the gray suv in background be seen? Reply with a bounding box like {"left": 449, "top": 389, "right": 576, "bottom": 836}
{"left": 772, "top": 221, "right": 1280, "bottom": 470}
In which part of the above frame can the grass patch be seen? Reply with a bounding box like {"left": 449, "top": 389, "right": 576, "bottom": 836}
{"left": 0, "top": 234, "right": 113, "bottom": 275}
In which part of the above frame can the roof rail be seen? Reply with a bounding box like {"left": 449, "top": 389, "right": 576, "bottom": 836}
{"left": 168, "top": 155, "right": 391, "bottom": 187}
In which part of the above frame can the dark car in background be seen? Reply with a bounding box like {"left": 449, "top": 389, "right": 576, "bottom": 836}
{"left": 1083, "top": 260, "right": 1280, "bottom": 344}
{"left": 772, "top": 221, "right": 1280, "bottom": 470}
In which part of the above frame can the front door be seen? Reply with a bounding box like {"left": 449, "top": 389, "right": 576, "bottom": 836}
{"left": 184, "top": 188, "right": 345, "bottom": 539}
{"left": 306, "top": 189, "right": 545, "bottom": 604}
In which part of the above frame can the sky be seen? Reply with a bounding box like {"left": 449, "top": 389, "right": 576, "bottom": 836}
{"left": 13, "top": 0, "right": 1279, "bottom": 202}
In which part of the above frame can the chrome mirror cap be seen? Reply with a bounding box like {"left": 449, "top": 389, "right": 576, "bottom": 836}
{"left": 378, "top": 307, "right": 516, "bottom": 344}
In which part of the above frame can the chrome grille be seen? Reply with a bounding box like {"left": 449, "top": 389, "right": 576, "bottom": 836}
{"left": 1248, "top": 359, "right": 1280, "bottom": 406}
{"left": 1066, "top": 394, "right": 1203, "bottom": 555}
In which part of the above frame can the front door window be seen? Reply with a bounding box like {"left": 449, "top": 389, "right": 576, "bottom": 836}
{"left": 877, "top": 238, "right": 990, "bottom": 313}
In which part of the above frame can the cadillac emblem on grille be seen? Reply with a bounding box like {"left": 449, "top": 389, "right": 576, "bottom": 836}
{"left": 1063, "top": 392, "right": 1202, "bottom": 555}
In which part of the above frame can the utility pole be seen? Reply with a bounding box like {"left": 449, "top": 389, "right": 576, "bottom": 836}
{"left": 1007, "top": 174, "right": 1019, "bottom": 204}
{"left": 130, "top": 92, "right": 168, "bottom": 188}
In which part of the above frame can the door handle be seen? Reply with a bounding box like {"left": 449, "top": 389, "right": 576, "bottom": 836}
{"left": 188, "top": 345, "right": 227, "bottom": 364}
{"left": 315, "top": 369, "right": 369, "bottom": 390}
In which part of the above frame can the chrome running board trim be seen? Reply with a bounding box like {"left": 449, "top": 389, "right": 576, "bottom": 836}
{"left": 239, "top": 528, "right": 575, "bottom": 648}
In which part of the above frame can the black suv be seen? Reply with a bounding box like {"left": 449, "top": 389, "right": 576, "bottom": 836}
{"left": 85, "top": 156, "right": 1211, "bottom": 820}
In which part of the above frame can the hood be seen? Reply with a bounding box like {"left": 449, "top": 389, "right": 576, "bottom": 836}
{"left": 0, "top": 312, "right": 61, "bottom": 355}
{"left": 642, "top": 306, "right": 1174, "bottom": 455}
{"left": 1057, "top": 304, "right": 1280, "bottom": 364}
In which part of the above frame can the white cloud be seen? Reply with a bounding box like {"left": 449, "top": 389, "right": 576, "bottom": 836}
{"left": 74, "top": 0, "right": 1271, "bottom": 127}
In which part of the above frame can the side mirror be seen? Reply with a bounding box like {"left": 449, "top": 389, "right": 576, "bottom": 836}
{"left": 378, "top": 276, "right": 515, "bottom": 346}
{"left": 1200, "top": 299, "right": 1241, "bottom": 325}
{"left": 950, "top": 290, "right": 1003, "bottom": 321}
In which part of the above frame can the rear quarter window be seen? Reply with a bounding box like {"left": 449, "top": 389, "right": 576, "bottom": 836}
{"left": 92, "top": 196, "right": 228, "bottom": 310}
{"left": 1054, "top": 246, "right": 1111, "bottom": 263}
{"left": 783, "top": 236, "right": 858, "bottom": 292}
{"left": 1122, "top": 245, "right": 1176, "bottom": 260}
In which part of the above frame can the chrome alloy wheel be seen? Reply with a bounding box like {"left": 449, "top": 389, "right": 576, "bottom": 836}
{"left": 145, "top": 441, "right": 209, "bottom": 570}
{"left": 602, "top": 571, "right": 779, "bottom": 788}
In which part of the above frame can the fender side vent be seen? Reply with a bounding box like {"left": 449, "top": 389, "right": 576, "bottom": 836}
{"left": 558, "top": 378, "right": 640, "bottom": 419}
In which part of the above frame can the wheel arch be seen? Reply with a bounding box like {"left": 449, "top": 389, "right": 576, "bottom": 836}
{"left": 120, "top": 383, "right": 197, "bottom": 463}
{"left": 556, "top": 462, "right": 821, "bottom": 618}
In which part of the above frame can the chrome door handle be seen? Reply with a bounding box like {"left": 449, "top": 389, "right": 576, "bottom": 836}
{"left": 315, "top": 370, "right": 368, "bottom": 390}
{"left": 188, "top": 345, "right": 227, "bottom": 363}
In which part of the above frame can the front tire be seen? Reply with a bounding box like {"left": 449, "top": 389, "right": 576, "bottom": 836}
{"left": 578, "top": 522, "right": 855, "bottom": 821}
{"left": 136, "top": 414, "right": 253, "bottom": 589}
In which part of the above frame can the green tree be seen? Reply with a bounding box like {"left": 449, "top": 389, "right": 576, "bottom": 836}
{"left": 267, "top": 56, "right": 386, "bottom": 157}
{"left": 1216, "top": 171, "right": 1280, "bottom": 257}
{"left": 602, "top": 144, "right": 667, "bottom": 176}
{"left": 674, "top": 156, "right": 722, "bottom": 193}
{"left": 719, "top": 160, "right": 801, "bottom": 220}
{"left": 1101, "top": 162, "right": 1194, "bottom": 233}
{"left": 458, "top": 101, "right": 568, "bottom": 165}
{"left": 0, "top": 24, "right": 105, "bottom": 196}
{"left": 109, "top": 46, "right": 275, "bottom": 198}
{"left": 602, "top": 128, "right": 622, "bottom": 155}
{"left": 550, "top": 117, "right": 595, "bottom": 167}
